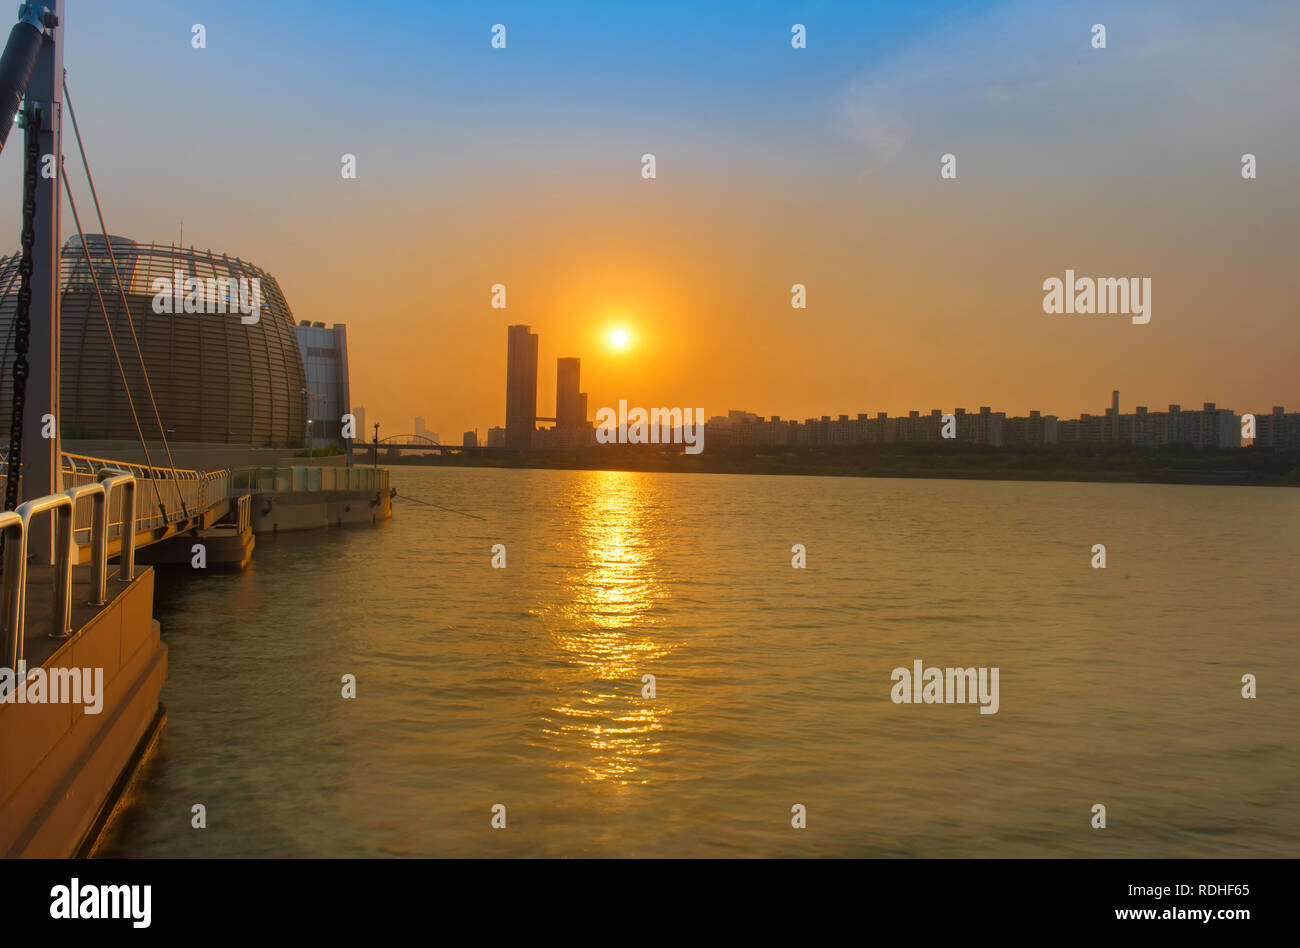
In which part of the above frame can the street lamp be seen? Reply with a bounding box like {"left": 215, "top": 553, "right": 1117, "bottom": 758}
{"left": 302, "top": 389, "right": 325, "bottom": 457}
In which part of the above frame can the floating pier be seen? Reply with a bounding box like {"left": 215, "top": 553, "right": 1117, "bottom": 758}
{"left": 0, "top": 456, "right": 392, "bottom": 857}
{"left": 238, "top": 465, "right": 392, "bottom": 533}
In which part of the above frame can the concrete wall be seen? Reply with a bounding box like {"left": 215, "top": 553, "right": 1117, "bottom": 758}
{"left": 251, "top": 488, "right": 392, "bottom": 533}
{"left": 0, "top": 569, "right": 166, "bottom": 857}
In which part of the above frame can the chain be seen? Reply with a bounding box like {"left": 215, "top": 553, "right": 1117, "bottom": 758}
{"left": 4, "top": 106, "right": 40, "bottom": 513}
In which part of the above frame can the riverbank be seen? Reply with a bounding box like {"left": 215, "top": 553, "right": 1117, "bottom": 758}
{"left": 386, "top": 442, "right": 1300, "bottom": 487}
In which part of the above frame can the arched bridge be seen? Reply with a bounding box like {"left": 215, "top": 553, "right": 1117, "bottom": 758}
{"left": 364, "top": 434, "right": 468, "bottom": 455}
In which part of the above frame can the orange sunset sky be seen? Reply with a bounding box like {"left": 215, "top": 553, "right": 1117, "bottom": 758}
{"left": 1, "top": 0, "right": 1296, "bottom": 439}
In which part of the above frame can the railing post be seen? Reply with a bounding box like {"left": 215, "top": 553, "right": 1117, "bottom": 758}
{"left": 66, "top": 482, "right": 107, "bottom": 606}
{"left": 14, "top": 492, "right": 75, "bottom": 643}
{"left": 98, "top": 470, "right": 136, "bottom": 583}
{"left": 0, "top": 510, "right": 25, "bottom": 675}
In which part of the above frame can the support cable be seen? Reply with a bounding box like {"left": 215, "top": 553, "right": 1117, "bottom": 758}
{"left": 61, "top": 165, "right": 168, "bottom": 523}
{"left": 63, "top": 77, "right": 188, "bottom": 519}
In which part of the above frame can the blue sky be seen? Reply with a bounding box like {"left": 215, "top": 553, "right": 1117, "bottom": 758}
{"left": 2, "top": 1, "right": 1296, "bottom": 434}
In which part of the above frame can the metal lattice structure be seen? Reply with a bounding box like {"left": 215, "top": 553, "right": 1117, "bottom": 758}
{"left": 0, "top": 234, "right": 308, "bottom": 445}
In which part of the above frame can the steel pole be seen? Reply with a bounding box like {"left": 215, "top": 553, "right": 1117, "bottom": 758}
{"left": 21, "top": 0, "right": 63, "bottom": 565}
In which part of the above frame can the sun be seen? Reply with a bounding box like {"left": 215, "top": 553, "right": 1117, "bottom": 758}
{"left": 609, "top": 328, "right": 630, "bottom": 349}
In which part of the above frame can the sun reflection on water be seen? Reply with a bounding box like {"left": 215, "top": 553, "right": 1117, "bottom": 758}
{"left": 539, "top": 471, "right": 674, "bottom": 784}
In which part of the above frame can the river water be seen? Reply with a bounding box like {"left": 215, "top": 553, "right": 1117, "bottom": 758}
{"left": 95, "top": 467, "right": 1300, "bottom": 857}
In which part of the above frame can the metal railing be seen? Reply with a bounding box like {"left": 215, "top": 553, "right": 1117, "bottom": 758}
{"left": 9, "top": 493, "right": 75, "bottom": 644}
{"left": 55, "top": 452, "right": 232, "bottom": 542}
{"left": 0, "top": 451, "right": 389, "bottom": 672}
{"left": 61, "top": 452, "right": 218, "bottom": 531}
{"left": 96, "top": 471, "right": 136, "bottom": 587}
{"left": 235, "top": 493, "right": 250, "bottom": 534}
{"left": 1, "top": 471, "right": 136, "bottom": 674}
{"left": 0, "top": 511, "right": 23, "bottom": 671}
{"left": 1, "top": 448, "right": 223, "bottom": 674}
{"left": 65, "top": 482, "right": 106, "bottom": 605}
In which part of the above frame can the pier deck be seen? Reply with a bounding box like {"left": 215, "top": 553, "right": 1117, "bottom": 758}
{"left": 0, "top": 565, "right": 165, "bottom": 857}
{"left": 0, "top": 454, "right": 391, "bottom": 856}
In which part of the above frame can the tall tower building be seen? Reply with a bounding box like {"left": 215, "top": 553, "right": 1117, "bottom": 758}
{"left": 504, "top": 324, "right": 539, "bottom": 449}
{"left": 556, "top": 357, "right": 582, "bottom": 431}
{"left": 1111, "top": 390, "right": 1120, "bottom": 442}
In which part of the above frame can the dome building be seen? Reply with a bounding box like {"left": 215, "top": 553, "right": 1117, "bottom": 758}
{"left": 0, "top": 235, "right": 308, "bottom": 446}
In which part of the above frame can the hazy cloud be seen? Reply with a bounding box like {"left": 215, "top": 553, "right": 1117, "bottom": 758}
{"left": 840, "top": 0, "right": 1300, "bottom": 174}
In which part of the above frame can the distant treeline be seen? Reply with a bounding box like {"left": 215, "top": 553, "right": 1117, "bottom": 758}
{"left": 383, "top": 441, "right": 1300, "bottom": 486}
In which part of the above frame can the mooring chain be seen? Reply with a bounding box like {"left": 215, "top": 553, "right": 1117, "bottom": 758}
{"left": 4, "top": 105, "right": 40, "bottom": 515}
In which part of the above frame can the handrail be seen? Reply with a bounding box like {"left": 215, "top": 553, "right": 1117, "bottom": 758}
{"left": 97, "top": 470, "right": 137, "bottom": 582}
{"left": 0, "top": 511, "right": 23, "bottom": 675}
{"left": 0, "top": 472, "right": 141, "bottom": 674}
{"left": 0, "top": 451, "right": 386, "bottom": 674}
{"left": 236, "top": 493, "right": 250, "bottom": 534}
{"left": 66, "top": 482, "right": 107, "bottom": 606}
{"left": 60, "top": 450, "right": 202, "bottom": 480}
{"left": 12, "top": 493, "right": 76, "bottom": 656}
{"left": 55, "top": 452, "right": 229, "bottom": 533}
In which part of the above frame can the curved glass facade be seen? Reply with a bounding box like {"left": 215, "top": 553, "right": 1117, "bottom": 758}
{"left": 0, "top": 235, "right": 308, "bottom": 446}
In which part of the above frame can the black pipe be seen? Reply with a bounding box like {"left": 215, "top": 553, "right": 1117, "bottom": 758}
{"left": 0, "top": 18, "right": 43, "bottom": 155}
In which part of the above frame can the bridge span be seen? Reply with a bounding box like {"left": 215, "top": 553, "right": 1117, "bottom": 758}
{"left": 3, "top": 450, "right": 391, "bottom": 668}
{"left": 364, "top": 435, "right": 469, "bottom": 455}
{"left": 1, "top": 451, "right": 237, "bottom": 669}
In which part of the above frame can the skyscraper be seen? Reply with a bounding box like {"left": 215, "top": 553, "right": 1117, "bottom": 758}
{"left": 505, "top": 324, "right": 539, "bottom": 449}
{"left": 556, "top": 357, "right": 582, "bottom": 430}
{"left": 296, "top": 320, "right": 352, "bottom": 460}
{"left": 413, "top": 416, "right": 439, "bottom": 443}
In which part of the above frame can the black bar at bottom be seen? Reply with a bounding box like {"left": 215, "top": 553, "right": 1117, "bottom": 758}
{"left": 0, "top": 857, "right": 1282, "bottom": 934}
